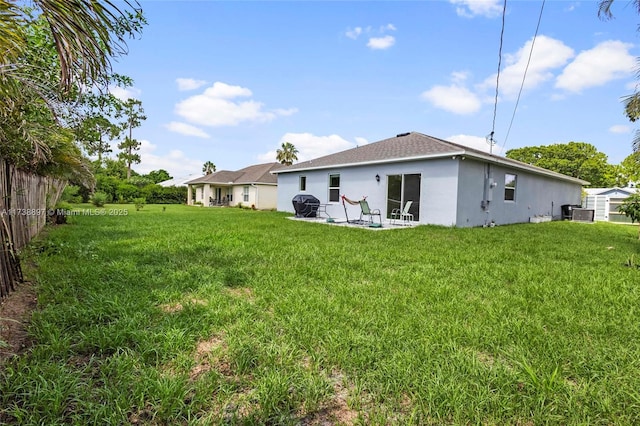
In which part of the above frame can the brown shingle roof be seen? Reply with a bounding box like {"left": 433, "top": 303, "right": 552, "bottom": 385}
{"left": 274, "top": 132, "right": 588, "bottom": 185}
{"left": 275, "top": 132, "right": 464, "bottom": 172}
{"left": 186, "top": 162, "right": 281, "bottom": 185}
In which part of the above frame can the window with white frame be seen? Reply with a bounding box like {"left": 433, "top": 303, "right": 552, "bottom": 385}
{"left": 243, "top": 186, "right": 249, "bottom": 202}
{"left": 299, "top": 176, "right": 307, "bottom": 191}
{"left": 504, "top": 173, "right": 517, "bottom": 201}
{"left": 329, "top": 174, "right": 340, "bottom": 202}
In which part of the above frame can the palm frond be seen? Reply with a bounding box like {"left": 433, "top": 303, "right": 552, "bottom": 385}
{"left": 34, "top": 0, "right": 142, "bottom": 92}
{"left": 0, "top": 0, "right": 24, "bottom": 63}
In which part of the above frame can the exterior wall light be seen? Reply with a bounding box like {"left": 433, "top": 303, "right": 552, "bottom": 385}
{"left": 375, "top": 174, "right": 380, "bottom": 182}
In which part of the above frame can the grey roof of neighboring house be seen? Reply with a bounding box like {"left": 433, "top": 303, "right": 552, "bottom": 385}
{"left": 185, "top": 162, "right": 283, "bottom": 185}
{"left": 583, "top": 187, "right": 636, "bottom": 196}
{"left": 274, "top": 131, "right": 589, "bottom": 185}
{"left": 157, "top": 174, "right": 198, "bottom": 187}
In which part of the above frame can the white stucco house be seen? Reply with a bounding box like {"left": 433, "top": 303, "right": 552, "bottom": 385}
{"left": 186, "top": 162, "right": 281, "bottom": 210}
{"left": 583, "top": 187, "right": 637, "bottom": 223}
{"left": 273, "top": 132, "right": 588, "bottom": 227}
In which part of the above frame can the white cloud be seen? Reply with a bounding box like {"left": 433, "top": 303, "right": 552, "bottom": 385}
{"left": 347, "top": 24, "right": 397, "bottom": 49}
{"left": 257, "top": 133, "right": 356, "bottom": 163}
{"left": 165, "top": 121, "right": 210, "bottom": 139}
{"left": 136, "top": 140, "right": 203, "bottom": 177}
{"left": 367, "top": 35, "right": 396, "bottom": 50}
{"left": 109, "top": 85, "right": 141, "bottom": 101}
{"left": 479, "top": 35, "right": 575, "bottom": 98}
{"left": 451, "top": 71, "right": 471, "bottom": 84}
{"left": 176, "top": 78, "right": 207, "bottom": 91}
{"left": 346, "top": 27, "right": 363, "bottom": 39}
{"left": 447, "top": 134, "right": 504, "bottom": 155}
{"left": 355, "top": 137, "right": 369, "bottom": 146}
{"left": 450, "top": 0, "right": 503, "bottom": 18}
{"left": 203, "top": 81, "right": 253, "bottom": 99}
{"left": 174, "top": 82, "right": 296, "bottom": 127}
{"left": 555, "top": 40, "right": 635, "bottom": 93}
{"left": 421, "top": 84, "right": 482, "bottom": 115}
{"left": 609, "top": 124, "right": 631, "bottom": 134}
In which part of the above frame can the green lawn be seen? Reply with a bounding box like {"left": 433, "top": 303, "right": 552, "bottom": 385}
{"left": 1, "top": 204, "right": 639, "bottom": 425}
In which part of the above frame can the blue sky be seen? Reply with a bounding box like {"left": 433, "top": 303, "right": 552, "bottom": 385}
{"left": 109, "top": 0, "right": 640, "bottom": 179}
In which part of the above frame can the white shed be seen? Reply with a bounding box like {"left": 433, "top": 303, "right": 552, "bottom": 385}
{"left": 582, "top": 187, "right": 637, "bottom": 223}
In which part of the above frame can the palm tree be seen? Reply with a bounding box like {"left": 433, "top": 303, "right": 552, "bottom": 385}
{"left": 0, "top": 0, "right": 144, "bottom": 167}
{"left": 276, "top": 142, "right": 298, "bottom": 166}
{"left": 202, "top": 161, "right": 216, "bottom": 175}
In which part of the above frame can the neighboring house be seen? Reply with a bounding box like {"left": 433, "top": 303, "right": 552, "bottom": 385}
{"left": 583, "top": 187, "right": 637, "bottom": 223}
{"left": 273, "top": 132, "right": 588, "bottom": 227}
{"left": 185, "top": 162, "right": 281, "bottom": 210}
{"left": 158, "top": 174, "right": 198, "bottom": 187}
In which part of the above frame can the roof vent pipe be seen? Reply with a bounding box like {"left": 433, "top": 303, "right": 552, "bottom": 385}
{"left": 396, "top": 132, "right": 410, "bottom": 137}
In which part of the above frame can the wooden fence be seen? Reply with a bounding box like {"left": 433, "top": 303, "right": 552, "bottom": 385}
{"left": 0, "top": 159, "right": 65, "bottom": 299}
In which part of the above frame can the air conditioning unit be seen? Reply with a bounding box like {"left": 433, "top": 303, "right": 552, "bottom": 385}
{"left": 571, "top": 208, "right": 594, "bottom": 222}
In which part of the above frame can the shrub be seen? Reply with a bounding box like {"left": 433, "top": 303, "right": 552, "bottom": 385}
{"left": 60, "top": 185, "right": 82, "bottom": 204}
{"left": 95, "top": 175, "right": 119, "bottom": 202}
{"left": 115, "top": 182, "right": 139, "bottom": 203}
{"left": 134, "top": 197, "right": 146, "bottom": 211}
{"left": 141, "top": 184, "right": 187, "bottom": 204}
{"left": 618, "top": 192, "right": 640, "bottom": 239}
{"left": 92, "top": 192, "right": 108, "bottom": 207}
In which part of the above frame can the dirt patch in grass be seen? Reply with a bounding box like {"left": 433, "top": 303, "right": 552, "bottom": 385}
{"left": 300, "top": 369, "right": 359, "bottom": 425}
{"left": 476, "top": 350, "right": 496, "bottom": 368}
{"left": 0, "top": 281, "right": 37, "bottom": 366}
{"left": 159, "top": 297, "right": 208, "bottom": 314}
{"left": 190, "top": 334, "right": 233, "bottom": 380}
{"left": 224, "top": 287, "right": 255, "bottom": 302}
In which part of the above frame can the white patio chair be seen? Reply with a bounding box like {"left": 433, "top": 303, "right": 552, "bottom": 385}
{"left": 391, "top": 201, "right": 413, "bottom": 225}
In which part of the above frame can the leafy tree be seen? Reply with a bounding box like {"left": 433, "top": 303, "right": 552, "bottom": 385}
{"left": 128, "top": 175, "right": 153, "bottom": 187}
{"left": 145, "top": 169, "right": 172, "bottom": 183}
{"left": 506, "top": 142, "right": 616, "bottom": 187}
{"left": 74, "top": 84, "right": 132, "bottom": 164}
{"left": 620, "top": 152, "right": 640, "bottom": 184}
{"left": 202, "top": 161, "right": 216, "bottom": 175}
{"left": 276, "top": 142, "right": 298, "bottom": 166}
{"left": 618, "top": 192, "right": 640, "bottom": 239}
{"left": 100, "top": 158, "right": 129, "bottom": 179}
{"left": 116, "top": 98, "right": 146, "bottom": 179}
{"left": 75, "top": 114, "right": 117, "bottom": 162}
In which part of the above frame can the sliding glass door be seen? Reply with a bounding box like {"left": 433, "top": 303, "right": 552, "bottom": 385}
{"left": 386, "top": 174, "right": 421, "bottom": 220}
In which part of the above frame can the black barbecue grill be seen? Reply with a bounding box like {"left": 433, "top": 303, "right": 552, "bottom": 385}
{"left": 292, "top": 194, "right": 320, "bottom": 218}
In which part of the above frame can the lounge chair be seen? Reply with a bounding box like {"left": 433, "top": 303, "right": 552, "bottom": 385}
{"left": 391, "top": 201, "right": 413, "bottom": 225}
{"left": 359, "top": 199, "right": 382, "bottom": 226}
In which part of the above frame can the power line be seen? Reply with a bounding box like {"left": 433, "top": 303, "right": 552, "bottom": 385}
{"left": 489, "top": 0, "right": 508, "bottom": 154}
{"left": 502, "top": 0, "right": 546, "bottom": 152}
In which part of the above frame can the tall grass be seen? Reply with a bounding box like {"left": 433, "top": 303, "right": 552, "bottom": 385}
{"left": 1, "top": 204, "right": 639, "bottom": 424}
